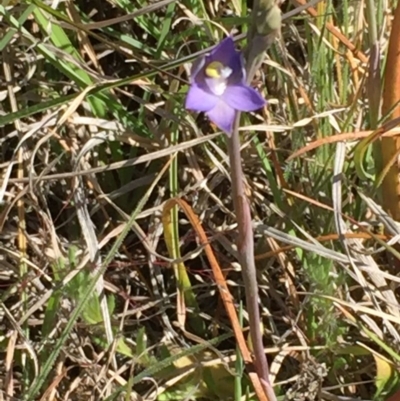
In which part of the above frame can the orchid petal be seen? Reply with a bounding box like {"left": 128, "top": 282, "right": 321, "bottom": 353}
{"left": 185, "top": 84, "right": 218, "bottom": 112}
{"left": 206, "top": 101, "right": 236, "bottom": 135}
{"left": 190, "top": 56, "right": 206, "bottom": 83}
{"left": 222, "top": 85, "right": 266, "bottom": 112}
{"left": 209, "top": 37, "right": 236, "bottom": 63}
{"left": 228, "top": 53, "right": 246, "bottom": 84}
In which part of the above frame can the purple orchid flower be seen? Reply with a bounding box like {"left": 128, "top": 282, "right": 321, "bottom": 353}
{"left": 185, "top": 36, "right": 266, "bottom": 136}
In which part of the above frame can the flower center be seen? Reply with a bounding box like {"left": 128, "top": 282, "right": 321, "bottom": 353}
{"left": 205, "top": 61, "right": 232, "bottom": 96}
{"left": 205, "top": 61, "right": 232, "bottom": 79}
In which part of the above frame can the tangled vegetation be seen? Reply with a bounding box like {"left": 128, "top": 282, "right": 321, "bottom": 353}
{"left": 1, "top": 0, "right": 400, "bottom": 400}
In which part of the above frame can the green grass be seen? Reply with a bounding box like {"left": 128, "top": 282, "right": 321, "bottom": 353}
{"left": 1, "top": 0, "right": 400, "bottom": 400}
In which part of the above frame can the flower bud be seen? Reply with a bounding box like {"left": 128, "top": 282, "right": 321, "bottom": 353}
{"left": 255, "top": 0, "right": 282, "bottom": 36}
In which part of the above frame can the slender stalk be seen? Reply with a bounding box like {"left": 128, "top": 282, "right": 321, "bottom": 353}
{"left": 225, "top": 2, "right": 281, "bottom": 400}
{"left": 380, "top": 0, "right": 400, "bottom": 266}
{"left": 3, "top": 46, "right": 29, "bottom": 392}
{"left": 365, "top": 0, "right": 382, "bottom": 178}
{"left": 227, "top": 114, "right": 276, "bottom": 401}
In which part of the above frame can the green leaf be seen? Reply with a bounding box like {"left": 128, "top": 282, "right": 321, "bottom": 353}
{"left": 353, "top": 130, "right": 377, "bottom": 180}
{"left": 373, "top": 354, "right": 400, "bottom": 400}
{"left": 82, "top": 296, "right": 103, "bottom": 325}
{"left": 116, "top": 337, "right": 134, "bottom": 358}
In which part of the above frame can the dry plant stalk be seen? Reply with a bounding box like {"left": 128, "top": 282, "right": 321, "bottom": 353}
{"left": 163, "top": 198, "right": 270, "bottom": 401}
{"left": 381, "top": 2, "right": 400, "bottom": 221}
